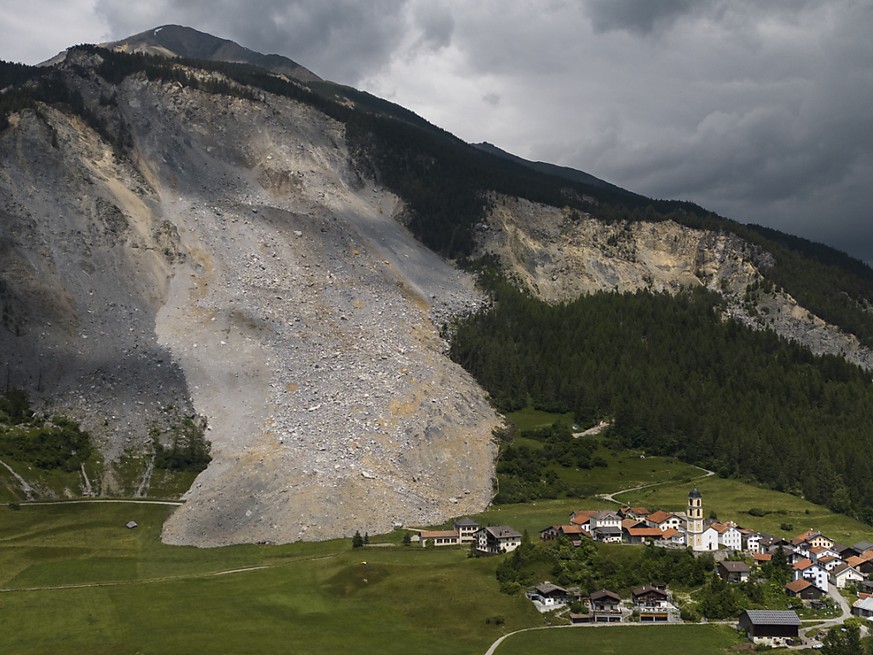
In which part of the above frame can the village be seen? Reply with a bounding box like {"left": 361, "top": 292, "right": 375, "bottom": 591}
{"left": 413, "top": 488, "right": 873, "bottom": 648}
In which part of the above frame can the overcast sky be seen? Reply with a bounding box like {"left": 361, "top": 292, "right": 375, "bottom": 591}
{"left": 3, "top": 1, "right": 872, "bottom": 264}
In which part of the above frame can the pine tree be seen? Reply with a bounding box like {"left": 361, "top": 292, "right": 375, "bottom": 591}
{"left": 351, "top": 530, "right": 364, "bottom": 548}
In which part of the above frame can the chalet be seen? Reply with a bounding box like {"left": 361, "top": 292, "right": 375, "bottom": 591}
{"left": 718, "top": 561, "right": 750, "bottom": 583}
{"left": 590, "top": 589, "right": 622, "bottom": 622}
{"left": 738, "top": 609, "right": 801, "bottom": 647}
{"left": 785, "top": 578, "right": 825, "bottom": 600}
{"left": 454, "top": 517, "right": 479, "bottom": 544}
{"left": 829, "top": 562, "right": 864, "bottom": 590}
{"left": 792, "top": 559, "right": 829, "bottom": 592}
{"left": 631, "top": 585, "right": 670, "bottom": 622}
{"left": 712, "top": 521, "right": 742, "bottom": 551}
{"left": 646, "top": 510, "right": 682, "bottom": 532}
{"left": 475, "top": 525, "right": 522, "bottom": 555}
{"left": 527, "top": 582, "right": 571, "bottom": 607}
{"left": 420, "top": 530, "right": 459, "bottom": 547}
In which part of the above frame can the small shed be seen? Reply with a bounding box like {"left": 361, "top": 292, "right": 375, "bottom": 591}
{"left": 738, "top": 609, "right": 800, "bottom": 647}
{"left": 125, "top": 521, "right": 138, "bottom": 529}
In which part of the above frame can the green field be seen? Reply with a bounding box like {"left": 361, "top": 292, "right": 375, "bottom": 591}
{"left": 504, "top": 406, "right": 575, "bottom": 432}
{"left": 493, "top": 624, "right": 745, "bottom": 654}
{"left": 0, "top": 502, "right": 543, "bottom": 655}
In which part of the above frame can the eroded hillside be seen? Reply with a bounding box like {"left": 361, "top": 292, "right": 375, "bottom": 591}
{"left": 0, "top": 52, "right": 498, "bottom": 544}
{"left": 477, "top": 196, "right": 873, "bottom": 369}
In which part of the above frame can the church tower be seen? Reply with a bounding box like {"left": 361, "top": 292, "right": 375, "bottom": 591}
{"left": 687, "top": 488, "right": 705, "bottom": 551}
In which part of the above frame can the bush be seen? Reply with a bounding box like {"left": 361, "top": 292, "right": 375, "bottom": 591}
{"left": 780, "top": 522, "right": 793, "bottom": 532}
{"left": 748, "top": 507, "right": 768, "bottom": 517}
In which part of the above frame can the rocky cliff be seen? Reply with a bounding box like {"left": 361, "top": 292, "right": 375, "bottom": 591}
{"left": 477, "top": 196, "right": 873, "bottom": 369}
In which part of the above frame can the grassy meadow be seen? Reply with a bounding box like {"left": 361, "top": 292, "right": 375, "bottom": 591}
{"left": 493, "top": 624, "right": 745, "bottom": 655}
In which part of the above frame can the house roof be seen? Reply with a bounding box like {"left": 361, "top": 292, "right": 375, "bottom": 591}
{"left": 485, "top": 525, "right": 522, "bottom": 539}
{"left": 853, "top": 597, "right": 873, "bottom": 612}
{"left": 741, "top": 610, "right": 801, "bottom": 626}
{"left": 647, "top": 510, "right": 675, "bottom": 524}
{"left": 851, "top": 541, "right": 873, "bottom": 552}
{"left": 558, "top": 524, "right": 587, "bottom": 535}
{"left": 719, "top": 561, "right": 750, "bottom": 572}
{"left": 785, "top": 579, "right": 814, "bottom": 594}
{"left": 632, "top": 585, "right": 668, "bottom": 598}
{"left": 454, "top": 517, "right": 479, "bottom": 527}
{"left": 594, "top": 525, "right": 622, "bottom": 535}
{"left": 661, "top": 528, "right": 682, "bottom": 539}
{"left": 591, "top": 510, "right": 620, "bottom": 521}
{"left": 627, "top": 527, "right": 664, "bottom": 538}
{"left": 793, "top": 558, "right": 814, "bottom": 571}
{"left": 753, "top": 553, "right": 772, "bottom": 563}
{"left": 630, "top": 507, "right": 650, "bottom": 515}
{"left": 533, "top": 582, "right": 568, "bottom": 596}
{"left": 421, "top": 530, "right": 458, "bottom": 539}
{"left": 621, "top": 518, "right": 642, "bottom": 530}
{"left": 570, "top": 511, "right": 593, "bottom": 525}
{"left": 830, "top": 562, "right": 860, "bottom": 577}
{"left": 590, "top": 589, "right": 620, "bottom": 602}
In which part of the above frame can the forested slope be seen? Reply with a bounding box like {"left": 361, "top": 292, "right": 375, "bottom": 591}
{"left": 450, "top": 273, "right": 873, "bottom": 523}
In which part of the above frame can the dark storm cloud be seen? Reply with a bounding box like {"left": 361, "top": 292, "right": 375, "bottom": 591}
{"left": 586, "top": 0, "right": 697, "bottom": 35}
{"left": 1, "top": 0, "right": 870, "bottom": 262}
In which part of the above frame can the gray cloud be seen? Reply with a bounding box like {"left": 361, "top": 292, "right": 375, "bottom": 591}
{"left": 1, "top": 0, "right": 870, "bottom": 263}
{"left": 586, "top": 0, "right": 697, "bottom": 35}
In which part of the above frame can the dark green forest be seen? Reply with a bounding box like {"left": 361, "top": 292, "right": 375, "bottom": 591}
{"left": 449, "top": 274, "right": 873, "bottom": 523}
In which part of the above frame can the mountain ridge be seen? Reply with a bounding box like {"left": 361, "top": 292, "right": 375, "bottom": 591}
{"left": 3, "top": 30, "right": 873, "bottom": 541}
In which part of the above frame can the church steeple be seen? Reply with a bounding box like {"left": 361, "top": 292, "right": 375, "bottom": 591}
{"left": 687, "top": 488, "right": 705, "bottom": 551}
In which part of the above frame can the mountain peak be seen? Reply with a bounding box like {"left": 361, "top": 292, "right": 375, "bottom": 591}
{"left": 105, "top": 24, "right": 321, "bottom": 82}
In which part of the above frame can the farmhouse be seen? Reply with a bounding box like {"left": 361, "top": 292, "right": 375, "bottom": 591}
{"left": 475, "top": 525, "right": 522, "bottom": 554}
{"left": 712, "top": 521, "right": 742, "bottom": 550}
{"left": 793, "top": 558, "right": 829, "bottom": 592}
{"left": 737, "top": 609, "right": 801, "bottom": 647}
{"left": 851, "top": 596, "right": 873, "bottom": 618}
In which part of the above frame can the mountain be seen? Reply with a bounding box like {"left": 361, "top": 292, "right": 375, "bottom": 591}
{"left": 105, "top": 25, "right": 322, "bottom": 82}
{"left": 3, "top": 28, "right": 873, "bottom": 542}
{"left": 472, "top": 141, "right": 624, "bottom": 192}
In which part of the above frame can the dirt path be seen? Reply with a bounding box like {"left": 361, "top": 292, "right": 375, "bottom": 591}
{"left": 597, "top": 465, "right": 714, "bottom": 505}
{"left": 10, "top": 499, "right": 182, "bottom": 507}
